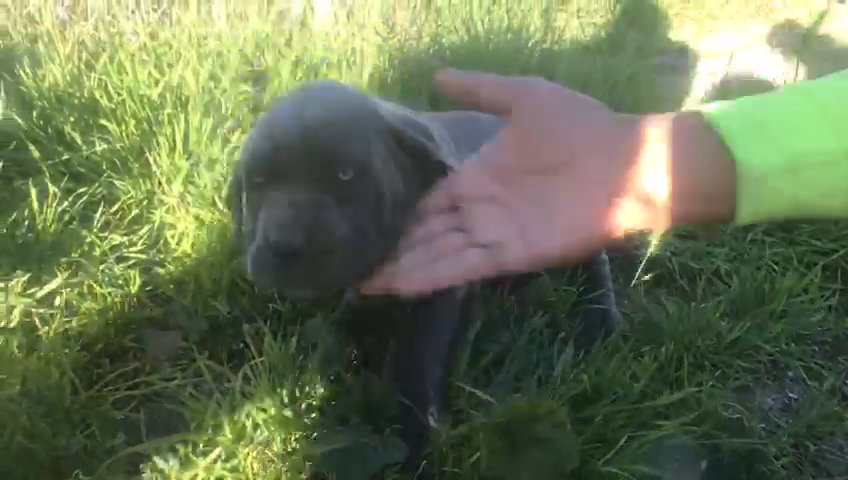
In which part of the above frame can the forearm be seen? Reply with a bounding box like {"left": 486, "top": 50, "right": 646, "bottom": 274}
{"left": 623, "top": 69, "right": 848, "bottom": 233}
{"left": 698, "top": 68, "right": 848, "bottom": 225}
{"left": 615, "top": 110, "right": 737, "bottom": 234}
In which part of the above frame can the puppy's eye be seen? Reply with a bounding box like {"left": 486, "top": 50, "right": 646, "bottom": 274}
{"left": 337, "top": 168, "right": 354, "bottom": 181}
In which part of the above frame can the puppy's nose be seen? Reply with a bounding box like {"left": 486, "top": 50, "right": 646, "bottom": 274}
{"left": 268, "top": 238, "right": 306, "bottom": 262}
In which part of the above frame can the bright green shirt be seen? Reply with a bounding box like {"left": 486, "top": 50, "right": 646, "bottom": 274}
{"left": 696, "top": 68, "right": 848, "bottom": 225}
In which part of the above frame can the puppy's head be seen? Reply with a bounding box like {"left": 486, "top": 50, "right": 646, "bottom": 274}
{"left": 228, "top": 79, "right": 452, "bottom": 299}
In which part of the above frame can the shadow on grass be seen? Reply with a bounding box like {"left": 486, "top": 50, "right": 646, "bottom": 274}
{"left": 604, "top": 11, "right": 848, "bottom": 478}
{"left": 367, "top": 0, "right": 701, "bottom": 313}
{"left": 357, "top": 0, "right": 752, "bottom": 478}
{"left": 1, "top": 218, "right": 341, "bottom": 478}
{"left": 650, "top": 7, "right": 848, "bottom": 302}
{"left": 767, "top": 8, "right": 848, "bottom": 81}
{"left": 0, "top": 36, "right": 127, "bottom": 280}
{"left": 368, "top": 0, "right": 700, "bottom": 113}
{"left": 1, "top": 42, "right": 77, "bottom": 275}
{"left": 361, "top": 1, "right": 848, "bottom": 478}
{"left": 0, "top": 26, "right": 326, "bottom": 478}
{"left": 3, "top": 1, "right": 846, "bottom": 480}
{"left": 1, "top": 0, "right": 706, "bottom": 478}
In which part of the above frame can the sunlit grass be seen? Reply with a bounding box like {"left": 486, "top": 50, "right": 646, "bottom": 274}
{"left": 3, "top": 0, "right": 847, "bottom": 478}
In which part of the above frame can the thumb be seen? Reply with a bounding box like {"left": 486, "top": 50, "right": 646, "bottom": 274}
{"left": 434, "top": 68, "right": 528, "bottom": 116}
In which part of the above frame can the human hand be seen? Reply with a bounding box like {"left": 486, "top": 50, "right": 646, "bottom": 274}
{"left": 359, "top": 68, "right": 669, "bottom": 297}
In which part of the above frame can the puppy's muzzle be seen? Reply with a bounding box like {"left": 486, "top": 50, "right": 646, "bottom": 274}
{"left": 265, "top": 236, "right": 306, "bottom": 263}
{"left": 254, "top": 190, "right": 331, "bottom": 259}
{"left": 245, "top": 189, "right": 364, "bottom": 295}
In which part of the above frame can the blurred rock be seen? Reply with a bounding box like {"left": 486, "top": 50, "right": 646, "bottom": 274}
{"left": 639, "top": 433, "right": 708, "bottom": 480}
{"left": 142, "top": 328, "right": 184, "bottom": 363}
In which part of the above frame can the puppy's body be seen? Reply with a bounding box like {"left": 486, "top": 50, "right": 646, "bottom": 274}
{"left": 228, "top": 79, "right": 621, "bottom": 475}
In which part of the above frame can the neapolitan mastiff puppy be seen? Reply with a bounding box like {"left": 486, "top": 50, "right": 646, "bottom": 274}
{"left": 227, "top": 79, "right": 622, "bottom": 475}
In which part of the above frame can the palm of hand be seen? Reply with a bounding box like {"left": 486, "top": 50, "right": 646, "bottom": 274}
{"left": 359, "top": 72, "right": 635, "bottom": 297}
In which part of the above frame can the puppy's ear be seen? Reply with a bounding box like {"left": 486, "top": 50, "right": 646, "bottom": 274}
{"left": 225, "top": 160, "right": 246, "bottom": 249}
{"left": 378, "top": 101, "right": 452, "bottom": 192}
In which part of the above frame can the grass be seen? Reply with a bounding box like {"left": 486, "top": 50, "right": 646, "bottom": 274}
{"left": 2, "top": 0, "right": 847, "bottom": 478}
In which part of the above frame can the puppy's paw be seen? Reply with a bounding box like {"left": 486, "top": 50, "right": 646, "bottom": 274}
{"left": 572, "top": 302, "right": 622, "bottom": 353}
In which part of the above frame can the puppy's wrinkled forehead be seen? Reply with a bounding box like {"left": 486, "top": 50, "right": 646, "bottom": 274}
{"left": 245, "top": 80, "right": 390, "bottom": 171}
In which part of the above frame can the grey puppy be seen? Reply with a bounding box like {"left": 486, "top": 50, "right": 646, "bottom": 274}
{"left": 227, "top": 79, "right": 622, "bottom": 475}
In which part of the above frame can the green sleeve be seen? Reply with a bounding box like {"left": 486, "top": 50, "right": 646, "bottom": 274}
{"left": 695, "top": 68, "right": 848, "bottom": 226}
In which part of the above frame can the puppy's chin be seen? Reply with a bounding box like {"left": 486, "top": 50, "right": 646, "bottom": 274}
{"left": 247, "top": 269, "right": 342, "bottom": 301}
{"left": 273, "top": 287, "right": 324, "bottom": 301}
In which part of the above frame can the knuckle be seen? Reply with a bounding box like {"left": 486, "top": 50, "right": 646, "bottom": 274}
{"left": 510, "top": 76, "right": 560, "bottom": 109}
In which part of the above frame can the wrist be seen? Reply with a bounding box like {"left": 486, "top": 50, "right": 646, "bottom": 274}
{"left": 609, "top": 111, "right": 737, "bottom": 237}
{"left": 665, "top": 111, "right": 737, "bottom": 226}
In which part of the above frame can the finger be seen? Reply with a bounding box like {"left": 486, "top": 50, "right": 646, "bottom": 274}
{"left": 359, "top": 230, "right": 470, "bottom": 294}
{"left": 405, "top": 169, "right": 464, "bottom": 221}
{"left": 358, "top": 262, "right": 396, "bottom": 294}
{"left": 396, "top": 230, "right": 471, "bottom": 273}
{"left": 361, "top": 227, "right": 488, "bottom": 296}
{"left": 434, "top": 68, "right": 531, "bottom": 116}
{"left": 358, "top": 268, "right": 393, "bottom": 294}
{"left": 459, "top": 200, "right": 515, "bottom": 248}
{"left": 398, "top": 209, "right": 465, "bottom": 252}
{"left": 390, "top": 246, "right": 500, "bottom": 296}
{"left": 416, "top": 157, "right": 505, "bottom": 219}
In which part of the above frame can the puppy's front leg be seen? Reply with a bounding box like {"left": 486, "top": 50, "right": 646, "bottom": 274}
{"left": 381, "top": 288, "right": 468, "bottom": 474}
{"left": 570, "top": 250, "right": 622, "bottom": 353}
{"left": 331, "top": 292, "right": 402, "bottom": 376}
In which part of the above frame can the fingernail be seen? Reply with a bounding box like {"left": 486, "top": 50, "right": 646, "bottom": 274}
{"left": 358, "top": 267, "right": 395, "bottom": 294}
